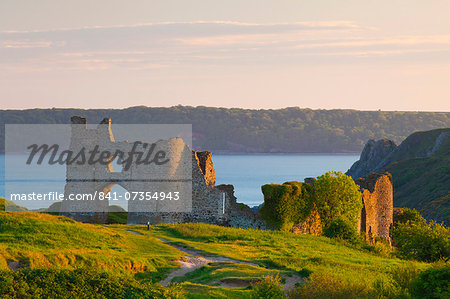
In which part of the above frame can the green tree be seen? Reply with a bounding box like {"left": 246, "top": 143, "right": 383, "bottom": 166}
{"left": 323, "top": 218, "right": 359, "bottom": 243}
{"left": 314, "top": 171, "right": 362, "bottom": 228}
{"left": 392, "top": 221, "right": 449, "bottom": 262}
{"left": 396, "top": 208, "right": 426, "bottom": 226}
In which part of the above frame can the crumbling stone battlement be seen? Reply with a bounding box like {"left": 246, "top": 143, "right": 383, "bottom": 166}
{"left": 61, "top": 116, "right": 258, "bottom": 228}
{"left": 194, "top": 151, "right": 215, "bottom": 188}
{"left": 356, "top": 172, "right": 393, "bottom": 243}
{"left": 267, "top": 172, "right": 393, "bottom": 242}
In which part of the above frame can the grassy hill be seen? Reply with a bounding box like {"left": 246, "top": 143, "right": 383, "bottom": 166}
{"left": 385, "top": 137, "right": 450, "bottom": 225}
{"left": 382, "top": 129, "right": 449, "bottom": 225}
{"left": 347, "top": 128, "right": 450, "bottom": 225}
{"left": 0, "top": 198, "right": 28, "bottom": 212}
{"left": 0, "top": 211, "right": 429, "bottom": 298}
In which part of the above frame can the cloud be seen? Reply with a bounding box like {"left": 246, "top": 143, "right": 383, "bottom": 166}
{"left": 1, "top": 21, "right": 449, "bottom": 72}
{"left": 1, "top": 20, "right": 362, "bottom": 34}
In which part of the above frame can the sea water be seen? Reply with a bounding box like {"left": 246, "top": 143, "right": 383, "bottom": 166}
{"left": 0, "top": 154, "right": 359, "bottom": 208}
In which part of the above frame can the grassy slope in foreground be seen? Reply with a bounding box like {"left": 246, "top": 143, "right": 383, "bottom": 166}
{"left": 0, "top": 211, "right": 181, "bottom": 280}
{"left": 0, "top": 212, "right": 428, "bottom": 297}
{"left": 129, "top": 223, "right": 427, "bottom": 289}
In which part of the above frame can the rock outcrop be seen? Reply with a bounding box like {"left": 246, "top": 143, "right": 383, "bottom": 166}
{"left": 347, "top": 128, "right": 450, "bottom": 225}
{"left": 347, "top": 129, "right": 450, "bottom": 179}
{"left": 346, "top": 139, "right": 397, "bottom": 179}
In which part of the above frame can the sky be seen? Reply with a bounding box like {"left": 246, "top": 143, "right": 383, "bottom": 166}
{"left": 1, "top": 0, "right": 449, "bottom": 111}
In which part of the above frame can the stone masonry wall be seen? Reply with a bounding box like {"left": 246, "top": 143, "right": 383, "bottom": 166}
{"left": 61, "top": 116, "right": 232, "bottom": 225}
{"left": 356, "top": 172, "right": 393, "bottom": 243}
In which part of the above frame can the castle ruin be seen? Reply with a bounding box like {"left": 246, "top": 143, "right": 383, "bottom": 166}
{"left": 266, "top": 173, "right": 394, "bottom": 242}
{"left": 60, "top": 116, "right": 392, "bottom": 239}
{"left": 356, "top": 172, "right": 393, "bottom": 243}
{"left": 61, "top": 116, "right": 262, "bottom": 227}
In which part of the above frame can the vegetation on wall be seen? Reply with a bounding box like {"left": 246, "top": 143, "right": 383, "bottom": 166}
{"left": 260, "top": 182, "right": 314, "bottom": 231}
{"left": 260, "top": 171, "right": 362, "bottom": 232}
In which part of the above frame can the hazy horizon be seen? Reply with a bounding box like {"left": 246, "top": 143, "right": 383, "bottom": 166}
{"left": 1, "top": 1, "right": 450, "bottom": 112}
{"left": 1, "top": 105, "right": 450, "bottom": 113}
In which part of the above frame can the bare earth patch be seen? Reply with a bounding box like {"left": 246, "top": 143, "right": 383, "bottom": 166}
{"left": 155, "top": 237, "right": 304, "bottom": 290}
{"left": 7, "top": 260, "right": 24, "bottom": 271}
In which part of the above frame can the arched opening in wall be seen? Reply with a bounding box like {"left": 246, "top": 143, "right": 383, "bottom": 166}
{"left": 111, "top": 156, "right": 124, "bottom": 173}
{"left": 104, "top": 184, "right": 128, "bottom": 215}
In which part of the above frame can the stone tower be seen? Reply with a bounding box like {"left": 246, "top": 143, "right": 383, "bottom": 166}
{"left": 60, "top": 116, "right": 233, "bottom": 225}
{"left": 356, "top": 172, "right": 393, "bottom": 243}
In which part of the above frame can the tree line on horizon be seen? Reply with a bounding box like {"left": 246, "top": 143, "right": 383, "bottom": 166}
{"left": 0, "top": 106, "right": 449, "bottom": 153}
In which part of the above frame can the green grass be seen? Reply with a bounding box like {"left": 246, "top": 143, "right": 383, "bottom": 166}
{"left": 172, "top": 262, "right": 283, "bottom": 285}
{"left": 387, "top": 155, "right": 450, "bottom": 224}
{"left": 181, "top": 282, "right": 253, "bottom": 299}
{"left": 122, "top": 222, "right": 429, "bottom": 296}
{"left": 0, "top": 197, "right": 28, "bottom": 212}
{"left": 0, "top": 212, "right": 181, "bottom": 281}
{"left": 107, "top": 211, "right": 129, "bottom": 224}
{"left": 0, "top": 211, "right": 432, "bottom": 298}
{"left": 380, "top": 128, "right": 450, "bottom": 225}
{"left": 157, "top": 224, "right": 430, "bottom": 286}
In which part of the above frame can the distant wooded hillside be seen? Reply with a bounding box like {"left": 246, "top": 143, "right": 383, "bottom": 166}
{"left": 1, "top": 106, "right": 449, "bottom": 153}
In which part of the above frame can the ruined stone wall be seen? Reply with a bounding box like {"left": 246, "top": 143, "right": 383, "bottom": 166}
{"left": 292, "top": 203, "right": 322, "bottom": 236}
{"left": 61, "top": 116, "right": 112, "bottom": 223}
{"left": 126, "top": 150, "right": 231, "bottom": 225}
{"left": 62, "top": 116, "right": 229, "bottom": 225}
{"left": 356, "top": 172, "right": 393, "bottom": 243}
{"left": 275, "top": 173, "right": 393, "bottom": 241}
{"left": 217, "top": 184, "right": 266, "bottom": 229}
{"left": 195, "top": 151, "right": 216, "bottom": 188}
{"left": 62, "top": 116, "right": 394, "bottom": 234}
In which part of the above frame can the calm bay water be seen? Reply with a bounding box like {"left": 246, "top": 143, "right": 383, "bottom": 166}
{"left": 213, "top": 154, "right": 359, "bottom": 206}
{"left": 0, "top": 154, "right": 359, "bottom": 208}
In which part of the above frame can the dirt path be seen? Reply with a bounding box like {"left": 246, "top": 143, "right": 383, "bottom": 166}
{"left": 157, "top": 237, "right": 303, "bottom": 289}
{"left": 125, "top": 230, "right": 303, "bottom": 290}
{"left": 7, "top": 261, "right": 21, "bottom": 271}
{"left": 158, "top": 238, "right": 259, "bottom": 287}
{"left": 126, "top": 229, "right": 144, "bottom": 235}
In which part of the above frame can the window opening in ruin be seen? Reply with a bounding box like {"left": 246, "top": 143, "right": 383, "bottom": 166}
{"left": 222, "top": 192, "right": 225, "bottom": 214}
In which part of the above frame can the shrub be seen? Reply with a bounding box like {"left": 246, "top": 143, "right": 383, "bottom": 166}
{"left": 260, "top": 182, "right": 313, "bottom": 231}
{"left": 396, "top": 208, "right": 426, "bottom": 226}
{"left": 410, "top": 263, "right": 450, "bottom": 299}
{"left": 251, "top": 275, "right": 285, "bottom": 299}
{"left": 373, "top": 262, "right": 421, "bottom": 298}
{"left": 314, "top": 171, "right": 362, "bottom": 228}
{"left": 0, "top": 268, "right": 184, "bottom": 298}
{"left": 323, "top": 218, "right": 359, "bottom": 243}
{"left": 289, "top": 272, "right": 370, "bottom": 299}
{"left": 392, "top": 221, "right": 450, "bottom": 262}
{"left": 362, "top": 237, "right": 392, "bottom": 257}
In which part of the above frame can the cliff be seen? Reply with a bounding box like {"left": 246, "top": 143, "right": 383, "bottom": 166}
{"left": 347, "top": 128, "right": 450, "bottom": 225}
{"left": 347, "top": 139, "right": 397, "bottom": 178}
